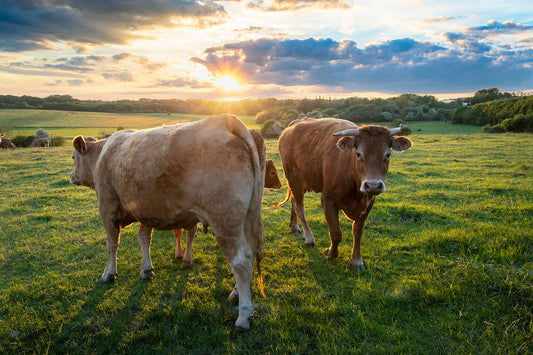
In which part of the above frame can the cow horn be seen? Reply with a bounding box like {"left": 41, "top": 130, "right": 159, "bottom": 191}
{"left": 333, "top": 128, "right": 360, "bottom": 136}
{"left": 389, "top": 124, "right": 406, "bottom": 136}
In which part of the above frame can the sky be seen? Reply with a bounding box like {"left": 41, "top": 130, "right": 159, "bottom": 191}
{"left": 0, "top": 0, "right": 532, "bottom": 101}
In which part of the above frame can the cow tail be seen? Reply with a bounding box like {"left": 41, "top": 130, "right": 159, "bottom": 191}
{"left": 266, "top": 188, "right": 292, "bottom": 210}
{"left": 225, "top": 114, "right": 266, "bottom": 298}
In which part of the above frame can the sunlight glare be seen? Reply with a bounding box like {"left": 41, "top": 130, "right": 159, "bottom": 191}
{"left": 214, "top": 76, "right": 242, "bottom": 92}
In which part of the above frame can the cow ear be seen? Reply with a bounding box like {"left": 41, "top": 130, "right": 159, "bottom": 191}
{"left": 336, "top": 137, "right": 356, "bottom": 151}
{"left": 73, "top": 136, "right": 87, "bottom": 153}
{"left": 391, "top": 136, "right": 412, "bottom": 152}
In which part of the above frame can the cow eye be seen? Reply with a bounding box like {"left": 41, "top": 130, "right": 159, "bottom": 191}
{"left": 385, "top": 152, "right": 391, "bottom": 160}
{"left": 356, "top": 152, "right": 362, "bottom": 159}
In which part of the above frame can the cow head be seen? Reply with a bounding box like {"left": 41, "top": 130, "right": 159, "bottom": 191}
{"left": 334, "top": 124, "right": 412, "bottom": 195}
{"left": 265, "top": 159, "right": 282, "bottom": 189}
{"left": 70, "top": 136, "right": 103, "bottom": 189}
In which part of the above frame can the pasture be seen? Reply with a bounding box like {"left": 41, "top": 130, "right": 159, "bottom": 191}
{"left": 0, "top": 111, "right": 531, "bottom": 354}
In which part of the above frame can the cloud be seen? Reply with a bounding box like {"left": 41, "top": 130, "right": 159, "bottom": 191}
{"left": 245, "top": 0, "right": 351, "bottom": 11}
{"left": 102, "top": 72, "right": 134, "bottom": 82}
{"left": 67, "top": 79, "right": 85, "bottom": 86}
{"left": 0, "top": 0, "right": 229, "bottom": 52}
{"left": 156, "top": 78, "right": 213, "bottom": 89}
{"left": 191, "top": 34, "right": 533, "bottom": 94}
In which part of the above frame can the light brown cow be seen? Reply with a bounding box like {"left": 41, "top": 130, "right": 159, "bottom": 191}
{"left": 70, "top": 114, "right": 266, "bottom": 331}
{"left": 174, "top": 157, "right": 281, "bottom": 267}
{"left": 275, "top": 117, "right": 412, "bottom": 269}
{"left": 29, "top": 138, "right": 49, "bottom": 147}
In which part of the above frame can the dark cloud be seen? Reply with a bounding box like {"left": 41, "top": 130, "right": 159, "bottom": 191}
{"left": 245, "top": 0, "right": 350, "bottom": 11}
{"left": 0, "top": 0, "right": 229, "bottom": 51}
{"left": 192, "top": 34, "right": 533, "bottom": 94}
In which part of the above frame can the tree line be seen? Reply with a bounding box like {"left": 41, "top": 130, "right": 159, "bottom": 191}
{"left": 1, "top": 88, "right": 531, "bottom": 132}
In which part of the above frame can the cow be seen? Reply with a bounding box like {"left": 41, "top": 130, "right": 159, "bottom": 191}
{"left": 173, "top": 157, "right": 281, "bottom": 267}
{"left": 0, "top": 136, "right": 16, "bottom": 150}
{"left": 275, "top": 117, "right": 412, "bottom": 269}
{"left": 70, "top": 114, "right": 266, "bottom": 331}
{"left": 29, "top": 137, "right": 50, "bottom": 148}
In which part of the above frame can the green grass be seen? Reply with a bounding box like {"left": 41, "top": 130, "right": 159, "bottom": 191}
{"left": 0, "top": 113, "right": 531, "bottom": 354}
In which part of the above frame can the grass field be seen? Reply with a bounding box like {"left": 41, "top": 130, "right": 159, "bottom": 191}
{"left": 0, "top": 110, "right": 531, "bottom": 354}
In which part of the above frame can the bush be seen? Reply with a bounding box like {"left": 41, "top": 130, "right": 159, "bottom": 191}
{"left": 11, "top": 135, "right": 35, "bottom": 147}
{"left": 483, "top": 114, "right": 533, "bottom": 133}
{"left": 50, "top": 136, "right": 65, "bottom": 147}
{"left": 261, "top": 120, "right": 283, "bottom": 138}
{"left": 500, "top": 114, "right": 533, "bottom": 132}
{"left": 321, "top": 107, "right": 338, "bottom": 117}
{"left": 35, "top": 128, "right": 50, "bottom": 139}
{"left": 255, "top": 109, "right": 282, "bottom": 124}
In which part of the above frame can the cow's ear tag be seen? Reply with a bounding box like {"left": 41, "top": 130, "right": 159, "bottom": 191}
{"left": 391, "top": 136, "right": 412, "bottom": 152}
{"left": 336, "top": 137, "right": 356, "bottom": 151}
{"left": 73, "top": 136, "right": 87, "bottom": 153}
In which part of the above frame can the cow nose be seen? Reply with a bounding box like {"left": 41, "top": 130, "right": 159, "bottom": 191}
{"left": 361, "top": 180, "right": 386, "bottom": 195}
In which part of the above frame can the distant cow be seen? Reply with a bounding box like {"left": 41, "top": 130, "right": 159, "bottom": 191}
{"left": 29, "top": 138, "right": 50, "bottom": 147}
{"left": 70, "top": 114, "right": 266, "bottom": 331}
{"left": 0, "top": 136, "right": 16, "bottom": 150}
{"left": 275, "top": 117, "right": 412, "bottom": 269}
{"left": 174, "top": 157, "right": 281, "bottom": 267}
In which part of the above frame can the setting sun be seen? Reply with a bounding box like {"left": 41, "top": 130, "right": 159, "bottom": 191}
{"left": 214, "top": 76, "right": 242, "bottom": 92}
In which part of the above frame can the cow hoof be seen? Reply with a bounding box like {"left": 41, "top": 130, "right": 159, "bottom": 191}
{"left": 324, "top": 248, "right": 339, "bottom": 258}
{"left": 352, "top": 263, "right": 365, "bottom": 271}
{"left": 291, "top": 226, "right": 302, "bottom": 234}
{"left": 234, "top": 325, "right": 249, "bottom": 333}
{"left": 140, "top": 268, "right": 155, "bottom": 279}
{"left": 100, "top": 273, "right": 117, "bottom": 282}
{"left": 304, "top": 239, "right": 316, "bottom": 248}
{"left": 182, "top": 261, "right": 192, "bottom": 268}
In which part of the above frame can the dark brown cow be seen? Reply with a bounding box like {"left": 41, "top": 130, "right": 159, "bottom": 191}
{"left": 70, "top": 114, "right": 265, "bottom": 330}
{"left": 174, "top": 157, "right": 281, "bottom": 267}
{"left": 0, "top": 136, "right": 16, "bottom": 150}
{"left": 276, "top": 117, "right": 412, "bottom": 269}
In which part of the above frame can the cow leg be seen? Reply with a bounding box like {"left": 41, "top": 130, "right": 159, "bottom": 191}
{"left": 322, "top": 195, "right": 342, "bottom": 258}
{"left": 138, "top": 223, "right": 155, "bottom": 279}
{"left": 182, "top": 224, "right": 197, "bottom": 267}
{"left": 290, "top": 184, "right": 315, "bottom": 247}
{"left": 100, "top": 219, "right": 120, "bottom": 282}
{"left": 173, "top": 229, "right": 184, "bottom": 259}
{"left": 351, "top": 221, "right": 365, "bottom": 270}
{"left": 289, "top": 199, "right": 302, "bottom": 234}
{"left": 216, "top": 232, "right": 254, "bottom": 331}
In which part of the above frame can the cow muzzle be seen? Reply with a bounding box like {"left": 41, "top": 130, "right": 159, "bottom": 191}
{"left": 361, "top": 179, "right": 386, "bottom": 195}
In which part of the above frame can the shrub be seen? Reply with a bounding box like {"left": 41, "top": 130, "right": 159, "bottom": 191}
{"left": 255, "top": 109, "right": 282, "bottom": 124}
{"left": 321, "top": 107, "right": 338, "bottom": 117}
{"left": 500, "top": 114, "right": 533, "bottom": 132}
{"left": 11, "top": 135, "right": 35, "bottom": 147}
{"left": 261, "top": 120, "right": 283, "bottom": 138}
{"left": 35, "top": 128, "right": 50, "bottom": 139}
{"left": 50, "top": 136, "right": 65, "bottom": 147}
{"left": 483, "top": 114, "right": 533, "bottom": 133}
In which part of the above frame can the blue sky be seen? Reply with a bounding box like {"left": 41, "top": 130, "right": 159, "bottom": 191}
{"left": 0, "top": 0, "right": 531, "bottom": 100}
